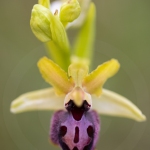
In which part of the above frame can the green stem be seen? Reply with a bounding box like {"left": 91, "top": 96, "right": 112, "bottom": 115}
{"left": 45, "top": 41, "right": 70, "bottom": 71}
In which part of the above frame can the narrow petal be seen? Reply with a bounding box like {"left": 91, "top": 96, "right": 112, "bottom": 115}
{"left": 10, "top": 88, "right": 64, "bottom": 114}
{"left": 92, "top": 89, "right": 146, "bottom": 122}
{"left": 83, "top": 59, "right": 120, "bottom": 96}
{"left": 38, "top": 57, "right": 74, "bottom": 95}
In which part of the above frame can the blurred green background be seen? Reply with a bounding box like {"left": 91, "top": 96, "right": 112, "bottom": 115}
{"left": 0, "top": 0, "right": 150, "bottom": 149}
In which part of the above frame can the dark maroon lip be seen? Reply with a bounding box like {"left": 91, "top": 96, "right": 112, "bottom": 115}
{"left": 65, "top": 100, "right": 91, "bottom": 121}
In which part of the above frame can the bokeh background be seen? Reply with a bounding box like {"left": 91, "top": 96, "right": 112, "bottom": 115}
{"left": 0, "top": 0, "right": 150, "bottom": 149}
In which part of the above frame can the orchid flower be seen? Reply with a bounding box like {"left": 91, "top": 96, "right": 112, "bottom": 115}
{"left": 10, "top": 0, "right": 146, "bottom": 150}
{"left": 10, "top": 56, "right": 146, "bottom": 149}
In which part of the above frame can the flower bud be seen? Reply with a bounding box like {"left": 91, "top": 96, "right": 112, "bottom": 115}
{"left": 38, "top": 0, "right": 50, "bottom": 8}
{"left": 60, "top": 0, "right": 81, "bottom": 23}
{"left": 49, "top": 13, "right": 70, "bottom": 51}
{"left": 30, "top": 4, "right": 69, "bottom": 50}
{"left": 67, "top": 0, "right": 91, "bottom": 28}
{"left": 30, "top": 4, "right": 52, "bottom": 42}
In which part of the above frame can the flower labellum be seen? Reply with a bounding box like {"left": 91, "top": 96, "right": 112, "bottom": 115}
{"left": 50, "top": 101, "right": 100, "bottom": 150}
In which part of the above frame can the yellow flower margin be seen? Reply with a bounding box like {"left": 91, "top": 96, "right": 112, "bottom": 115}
{"left": 10, "top": 57, "right": 146, "bottom": 122}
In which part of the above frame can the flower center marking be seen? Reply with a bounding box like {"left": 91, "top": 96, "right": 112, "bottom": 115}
{"left": 60, "top": 126, "right": 67, "bottom": 137}
{"left": 87, "top": 126, "right": 94, "bottom": 138}
{"left": 65, "top": 100, "right": 90, "bottom": 121}
{"left": 74, "top": 126, "right": 79, "bottom": 143}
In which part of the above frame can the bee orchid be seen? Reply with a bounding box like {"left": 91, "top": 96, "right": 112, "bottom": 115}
{"left": 10, "top": 0, "right": 146, "bottom": 149}
{"left": 11, "top": 57, "right": 146, "bottom": 150}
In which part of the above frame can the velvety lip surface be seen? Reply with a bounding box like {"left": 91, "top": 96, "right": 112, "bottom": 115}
{"left": 66, "top": 100, "right": 90, "bottom": 121}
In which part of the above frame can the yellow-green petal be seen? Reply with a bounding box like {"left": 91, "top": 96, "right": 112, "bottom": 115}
{"left": 92, "top": 89, "right": 146, "bottom": 122}
{"left": 10, "top": 88, "right": 64, "bottom": 114}
{"left": 83, "top": 59, "right": 120, "bottom": 96}
{"left": 38, "top": 57, "right": 74, "bottom": 95}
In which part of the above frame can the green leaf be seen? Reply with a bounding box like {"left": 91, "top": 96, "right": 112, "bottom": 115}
{"left": 73, "top": 2, "right": 96, "bottom": 65}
